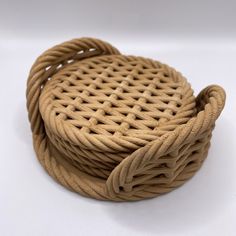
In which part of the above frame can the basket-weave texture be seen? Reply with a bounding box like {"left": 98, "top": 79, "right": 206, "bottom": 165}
{"left": 27, "top": 37, "right": 226, "bottom": 201}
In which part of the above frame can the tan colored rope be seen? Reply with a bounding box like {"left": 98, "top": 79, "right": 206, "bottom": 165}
{"left": 27, "top": 37, "right": 226, "bottom": 201}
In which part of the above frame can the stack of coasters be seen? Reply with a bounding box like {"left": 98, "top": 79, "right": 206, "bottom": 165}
{"left": 26, "top": 38, "right": 225, "bottom": 201}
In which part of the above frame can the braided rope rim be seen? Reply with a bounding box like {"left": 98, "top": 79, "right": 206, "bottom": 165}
{"left": 27, "top": 38, "right": 226, "bottom": 201}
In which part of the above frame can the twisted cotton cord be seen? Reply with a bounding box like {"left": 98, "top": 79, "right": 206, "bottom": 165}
{"left": 106, "top": 85, "right": 226, "bottom": 198}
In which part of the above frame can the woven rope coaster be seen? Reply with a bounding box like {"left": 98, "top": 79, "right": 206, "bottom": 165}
{"left": 27, "top": 37, "right": 226, "bottom": 201}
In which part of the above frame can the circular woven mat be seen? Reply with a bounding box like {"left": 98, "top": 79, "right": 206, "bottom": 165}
{"left": 27, "top": 37, "right": 226, "bottom": 201}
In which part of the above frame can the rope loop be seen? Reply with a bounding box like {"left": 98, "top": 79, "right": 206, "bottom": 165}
{"left": 27, "top": 37, "right": 120, "bottom": 134}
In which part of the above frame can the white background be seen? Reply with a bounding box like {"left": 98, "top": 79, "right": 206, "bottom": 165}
{"left": 0, "top": 1, "right": 236, "bottom": 235}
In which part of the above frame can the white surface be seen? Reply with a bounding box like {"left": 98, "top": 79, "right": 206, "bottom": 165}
{"left": 0, "top": 1, "right": 236, "bottom": 235}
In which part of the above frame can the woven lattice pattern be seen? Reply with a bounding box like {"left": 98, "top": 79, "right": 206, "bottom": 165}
{"left": 27, "top": 37, "right": 226, "bottom": 201}
{"left": 40, "top": 55, "right": 196, "bottom": 152}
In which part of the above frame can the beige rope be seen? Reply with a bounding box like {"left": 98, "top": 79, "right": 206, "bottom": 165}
{"left": 27, "top": 37, "right": 226, "bottom": 201}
